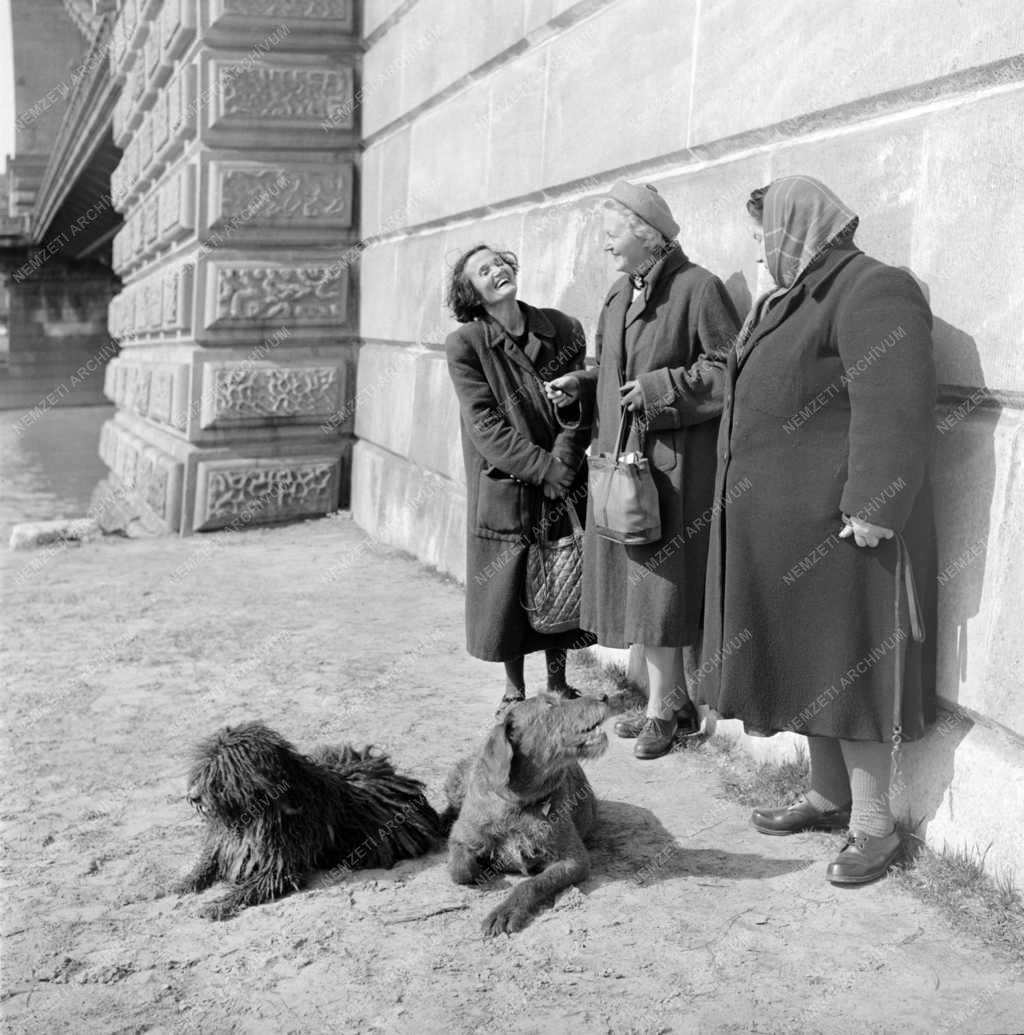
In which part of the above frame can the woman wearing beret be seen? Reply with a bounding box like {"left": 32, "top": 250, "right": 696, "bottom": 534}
{"left": 701, "top": 175, "right": 937, "bottom": 883}
{"left": 445, "top": 244, "right": 595, "bottom": 715}
{"left": 548, "top": 181, "right": 740, "bottom": 759}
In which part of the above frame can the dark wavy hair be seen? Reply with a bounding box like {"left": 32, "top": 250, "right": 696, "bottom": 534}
{"left": 746, "top": 185, "right": 770, "bottom": 222}
{"left": 446, "top": 244, "right": 519, "bottom": 324}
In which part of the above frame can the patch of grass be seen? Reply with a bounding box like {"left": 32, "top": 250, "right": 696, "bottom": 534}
{"left": 891, "top": 836, "right": 1024, "bottom": 962}
{"left": 692, "top": 735, "right": 810, "bottom": 805}
{"left": 569, "top": 650, "right": 645, "bottom": 711}
{"left": 691, "top": 730, "right": 1024, "bottom": 963}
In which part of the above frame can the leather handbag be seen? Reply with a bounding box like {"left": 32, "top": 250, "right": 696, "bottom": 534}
{"left": 523, "top": 499, "right": 584, "bottom": 634}
{"left": 588, "top": 407, "right": 661, "bottom": 545}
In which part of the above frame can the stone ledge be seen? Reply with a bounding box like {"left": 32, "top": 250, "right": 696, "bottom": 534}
{"left": 8, "top": 519, "right": 102, "bottom": 551}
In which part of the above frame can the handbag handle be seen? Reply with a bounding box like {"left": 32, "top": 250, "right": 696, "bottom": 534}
{"left": 613, "top": 405, "right": 646, "bottom": 461}
{"left": 536, "top": 495, "right": 584, "bottom": 545}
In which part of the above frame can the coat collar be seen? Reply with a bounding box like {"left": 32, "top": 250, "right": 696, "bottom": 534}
{"left": 737, "top": 245, "right": 862, "bottom": 370}
{"left": 484, "top": 302, "right": 555, "bottom": 371}
{"left": 628, "top": 244, "right": 689, "bottom": 327}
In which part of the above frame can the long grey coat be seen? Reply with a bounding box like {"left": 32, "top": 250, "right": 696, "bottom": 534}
{"left": 699, "top": 245, "right": 938, "bottom": 742}
{"left": 576, "top": 245, "right": 740, "bottom": 647}
{"left": 446, "top": 303, "right": 594, "bottom": 661}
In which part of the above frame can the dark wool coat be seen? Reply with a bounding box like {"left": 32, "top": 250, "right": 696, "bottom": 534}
{"left": 576, "top": 245, "right": 741, "bottom": 647}
{"left": 446, "top": 303, "right": 595, "bottom": 662}
{"left": 700, "top": 245, "right": 938, "bottom": 742}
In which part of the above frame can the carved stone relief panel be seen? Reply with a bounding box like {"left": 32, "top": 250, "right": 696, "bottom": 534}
{"left": 203, "top": 260, "right": 348, "bottom": 330}
{"left": 193, "top": 456, "right": 341, "bottom": 531}
{"left": 208, "top": 161, "right": 353, "bottom": 231}
{"left": 209, "top": 60, "right": 354, "bottom": 132}
{"left": 198, "top": 362, "right": 343, "bottom": 429}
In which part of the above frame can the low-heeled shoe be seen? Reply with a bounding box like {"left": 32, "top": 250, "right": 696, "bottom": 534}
{"left": 615, "top": 702, "right": 701, "bottom": 739}
{"left": 826, "top": 830, "right": 901, "bottom": 885}
{"left": 634, "top": 716, "right": 678, "bottom": 759}
{"left": 751, "top": 795, "right": 852, "bottom": 836}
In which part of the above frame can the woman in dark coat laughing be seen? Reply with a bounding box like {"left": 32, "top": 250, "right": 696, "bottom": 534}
{"left": 445, "top": 244, "right": 594, "bottom": 714}
{"left": 700, "top": 176, "right": 937, "bottom": 885}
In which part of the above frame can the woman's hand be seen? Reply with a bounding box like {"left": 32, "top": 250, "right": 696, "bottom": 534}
{"left": 619, "top": 380, "right": 644, "bottom": 413}
{"left": 839, "top": 515, "right": 894, "bottom": 548}
{"left": 545, "top": 375, "right": 580, "bottom": 407}
{"left": 542, "top": 456, "right": 575, "bottom": 498}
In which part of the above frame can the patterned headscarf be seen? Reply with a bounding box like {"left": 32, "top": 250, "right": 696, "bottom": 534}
{"left": 762, "top": 176, "right": 859, "bottom": 289}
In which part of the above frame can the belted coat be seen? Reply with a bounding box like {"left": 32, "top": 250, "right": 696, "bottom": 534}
{"left": 699, "top": 245, "right": 938, "bottom": 742}
{"left": 446, "top": 303, "right": 595, "bottom": 662}
{"left": 575, "top": 245, "right": 740, "bottom": 647}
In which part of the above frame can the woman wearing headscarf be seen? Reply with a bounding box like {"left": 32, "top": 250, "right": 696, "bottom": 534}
{"left": 548, "top": 181, "right": 740, "bottom": 760}
{"left": 701, "top": 175, "right": 937, "bottom": 884}
{"left": 445, "top": 244, "right": 595, "bottom": 715}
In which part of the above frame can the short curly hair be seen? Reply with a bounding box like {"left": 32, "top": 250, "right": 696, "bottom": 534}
{"left": 446, "top": 244, "right": 520, "bottom": 324}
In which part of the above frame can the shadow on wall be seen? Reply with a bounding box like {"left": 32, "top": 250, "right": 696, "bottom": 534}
{"left": 912, "top": 284, "right": 1001, "bottom": 709}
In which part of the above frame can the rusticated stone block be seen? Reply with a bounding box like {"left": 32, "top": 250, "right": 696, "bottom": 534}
{"left": 542, "top": 0, "right": 691, "bottom": 185}
{"left": 409, "top": 348, "right": 464, "bottom": 485}
{"left": 205, "top": 56, "right": 355, "bottom": 142}
{"left": 350, "top": 440, "right": 466, "bottom": 582}
{"left": 353, "top": 343, "right": 422, "bottom": 458}
{"left": 912, "top": 90, "right": 1024, "bottom": 392}
{"left": 206, "top": 0, "right": 355, "bottom": 40}
{"left": 933, "top": 407, "right": 1024, "bottom": 737}
{"left": 689, "top": 0, "right": 1024, "bottom": 147}
{"left": 206, "top": 159, "right": 353, "bottom": 236}
{"left": 407, "top": 87, "right": 490, "bottom": 225}
{"left": 192, "top": 455, "right": 342, "bottom": 531}
{"left": 161, "top": 0, "right": 197, "bottom": 64}
{"left": 200, "top": 258, "right": 348, "bottom": 333}
{"left": 197, "top": 360, "right": 345, "bottom": 429}
{"left": 158, "top": 162, "right": 196, "bottom": 245}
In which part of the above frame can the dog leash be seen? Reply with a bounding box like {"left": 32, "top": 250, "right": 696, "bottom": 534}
{"left": 891, "top": 531, "right": 925, "bottom": 787}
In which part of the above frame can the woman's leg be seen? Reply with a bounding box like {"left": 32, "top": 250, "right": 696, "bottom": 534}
{"left": 839, "top": 740, "right": 895, "bottom": 836}
{"left": 806, "top": 736, "right": 853, "bottom": 813}
{"left": 751, "top": 734, "right": 851, "bottom": 834}
{"left": 502, "top": 657, "right": 526, "bottom": 700}
{"left": 644, "top": 646, "right": 684, "bottom": 719}
{"left": 544, "top": 649, "right": 573, "bottom": 694}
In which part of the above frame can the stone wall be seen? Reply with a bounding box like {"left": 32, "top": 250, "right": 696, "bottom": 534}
{"left": 353, "top": 1, "right": 1024, "bottom": 880}
{"left": 101, "top": 0, "right": 360, "bottom": 534}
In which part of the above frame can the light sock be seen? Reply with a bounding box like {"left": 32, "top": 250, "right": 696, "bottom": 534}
{"left": 840, "top": 739, "right": 896, "bottom": 837}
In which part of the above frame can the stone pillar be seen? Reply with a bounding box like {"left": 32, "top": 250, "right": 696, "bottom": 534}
{"left": 0, "top": 262, "right": 119, "bottom": 409}
{"left": 102, "top": 0, "right": 359, "bottom": 534}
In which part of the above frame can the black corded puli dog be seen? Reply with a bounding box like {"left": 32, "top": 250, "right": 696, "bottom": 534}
{"left": 172, "top": 721, "right": 443, "bottom": 920}
{"left": 444, "top": 693, "right": 609, "bottom": 936}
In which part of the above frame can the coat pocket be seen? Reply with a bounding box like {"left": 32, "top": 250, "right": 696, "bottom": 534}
{"left": 647, "top": 427, "right": 679, "bottom": 472}
{"left": 475, "top": 469, "right": 525, "bottom": 537}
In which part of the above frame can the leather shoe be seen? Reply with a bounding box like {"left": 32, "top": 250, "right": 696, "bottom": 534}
{"left": 751, "top": 795, "right": 852, "bottom": 836}
{"left": 826, "top": 829, "right": 901, "bottom": 885}
{"left": 634, "top": 715, "right": 678, "bottom": 759}
{"left": 616, "top": 701, "right": 701, "bottom": 739}
{"left": 613, "top": 711, "right": 647, "bottom": 738}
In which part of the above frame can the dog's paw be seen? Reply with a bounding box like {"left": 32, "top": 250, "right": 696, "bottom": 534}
{"left": 481, "top": 902, "right": 531, "bottom": 937}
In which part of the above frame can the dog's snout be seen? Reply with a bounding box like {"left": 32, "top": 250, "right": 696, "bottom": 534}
{"left": 186, "top": 785, "right": 202, "bottom": 805}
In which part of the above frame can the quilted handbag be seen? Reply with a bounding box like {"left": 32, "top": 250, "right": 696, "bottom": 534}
{"left": 523, "top": 498, "right": 584, "bottom": 634}
{"left": 588, "top": 407, "right": 662, "bottom": 545}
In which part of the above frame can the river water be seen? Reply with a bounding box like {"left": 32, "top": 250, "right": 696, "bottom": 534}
{"left": 0, "top": 405, "right": 114, "bottom": 541}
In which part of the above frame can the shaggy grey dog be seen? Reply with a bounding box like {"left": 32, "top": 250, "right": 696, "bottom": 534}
{"left": 444, "top": 693, "right": 609, "bottom": 936}
{"left": 173, "top": 721, "right": 442, "bottom": 920}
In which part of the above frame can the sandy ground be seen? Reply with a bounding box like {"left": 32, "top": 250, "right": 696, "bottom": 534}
{"left": 2, "top": 514, "right": 1023, "bottom": 1035}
